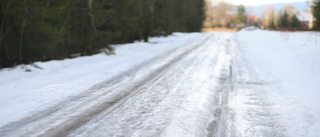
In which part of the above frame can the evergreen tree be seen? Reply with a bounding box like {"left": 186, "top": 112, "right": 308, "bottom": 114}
{"left": 313, "top": 0, "right": 320, "bottom": 29}
{"left": 281, "top": 10, "right": 289, "bottom": 28}
{"left": 291, "top": 14, "right": 301, "bottom": 28}
{"left": 0, "top": 0, "right": 206, "bottom": 68}
{"left": 236, "top": 5, "right": 246, "bottom": 25}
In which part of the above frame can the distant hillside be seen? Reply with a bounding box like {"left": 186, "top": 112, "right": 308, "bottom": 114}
{"left": 246, "top": 1, "right": 309, "bottom": 17}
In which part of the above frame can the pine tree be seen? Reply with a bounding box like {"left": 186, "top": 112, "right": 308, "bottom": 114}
{"left": 281, "top": 10, "right": 289, "bottom": 28}
{"left": 0, "top": 0, "right": 206, "bottom": 68}
{"left": 313, "top": 0, "right": 320, "bottom": 29}
{"left": 291, "top": 15, "right": 301, "bottom": 28}
{"left": 236, "top": 5, "right": 246, "bottom": 25}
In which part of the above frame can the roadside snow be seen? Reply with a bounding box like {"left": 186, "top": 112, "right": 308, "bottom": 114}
{"left": 0, "top": 32, "right": 205, "bottom": 128}
{"left": 1, "top": 30, "right": 319, "bottom": 136}
{"left": 237, "top": 29, "right": 320, "bottom": 136}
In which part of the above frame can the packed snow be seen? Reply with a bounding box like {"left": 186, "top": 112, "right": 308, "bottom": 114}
{"left": 0, "top": 29, "right": 319, "bottom": 136}
{"left": 0, "top": 33, "right": 205, "bottom": 128}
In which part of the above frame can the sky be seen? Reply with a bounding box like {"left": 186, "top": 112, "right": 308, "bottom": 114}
{"left": 211, "top": 0, "right": 308, "bottom": 6}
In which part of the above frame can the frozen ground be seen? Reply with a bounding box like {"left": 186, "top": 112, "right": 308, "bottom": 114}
{"left": 0, "top": 30, "right": 319, "bottom": 136}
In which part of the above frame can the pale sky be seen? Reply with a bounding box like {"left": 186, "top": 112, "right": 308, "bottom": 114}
{"left": 211, "top": 0, "right": 307, "bottom": 6}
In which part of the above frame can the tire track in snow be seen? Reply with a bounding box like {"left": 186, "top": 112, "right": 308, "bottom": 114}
{"left": 69, "top": 33, "right": 221, "bottom": 137}
{"left": 206, "top": 33, "right": 283, "bottom": 137}
{"left": 0, "top": 34, "right": 213, "bottom": 137}
{"left": 206, "top": 33, "right": 235, "bottom": 137}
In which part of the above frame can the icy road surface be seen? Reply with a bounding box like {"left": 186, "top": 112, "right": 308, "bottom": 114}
{"left": 1, "top": 31, "right": 319, "bottom": 136}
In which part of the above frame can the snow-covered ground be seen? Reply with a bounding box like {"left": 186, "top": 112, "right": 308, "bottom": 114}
{"left": 0, "top": 32, "right": 205, "bottom": 128}
{"left": 237, "top": 29, "right": 320, "bottom": 136}
{"left": 0, "top": 29, "right": 319, "bottom": 136}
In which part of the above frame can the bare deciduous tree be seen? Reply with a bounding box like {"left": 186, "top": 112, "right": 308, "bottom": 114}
{"left": 212, "top": 1, "right": 233, "bottom": 27}
{"left": 262, "top": 6, "right": 275, "bottom": 27}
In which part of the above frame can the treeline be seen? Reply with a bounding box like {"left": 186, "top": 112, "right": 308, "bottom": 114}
{"left": 262, "top": 5, "right": 303, "bottom": 29}
{"left": 278, "top": 10, "right": 300, "bottom": 28}
{"left": 265, "top": 9, "right": 301, "bottom": 29}
{"left": 0, "top": 0, "right": 205, "bottom": 68}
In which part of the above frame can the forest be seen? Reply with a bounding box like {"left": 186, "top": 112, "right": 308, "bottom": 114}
{"left": 0, "top": 0, "right": 205, "bottom": 68}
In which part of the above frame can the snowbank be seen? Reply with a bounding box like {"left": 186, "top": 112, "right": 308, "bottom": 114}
{"left": 237, "top": 29, "right": 320, "bottom": 136}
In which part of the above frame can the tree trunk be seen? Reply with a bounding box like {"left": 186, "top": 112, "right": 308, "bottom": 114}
{"left": 60, "top": 1, "right": 75, "bottom": 36}
{"left": 0, "top": 0, "right": 12, "bottom": 51}
{"left": 138, "top": 0, "right": 143, "bottom": 41}
{"left": 19, "top": 2, "right": 27, "bottom": 64}
{"left": 143, "top": 0, "right": 156, "bottom": 42}
{"left": 4, "top": 42, "right": 12, "bottom": 65}
{"left": 87, "top": 0, "right": 95, "bottom": 47}
{"left": 144, "top": 19, "right": 149, "bottom": 42}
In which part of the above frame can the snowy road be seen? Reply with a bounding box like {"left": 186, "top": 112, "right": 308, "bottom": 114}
{"left": 1, "top": 31, "right": 319, "bottom": 136}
